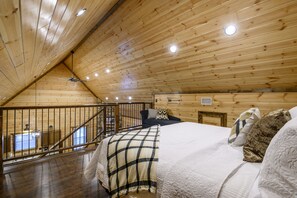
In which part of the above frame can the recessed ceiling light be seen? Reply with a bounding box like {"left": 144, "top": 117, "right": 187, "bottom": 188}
{"left": 86, "top": 76, "right": 90, "bottom": 80}
{"left": 169, "top": 45, "right": 178, "bottom": 53}
{"left": 128, "top": 96, "right": 132, "bottom": 100}
{"left": 106, "top": 69, "right": 110, "bottom": 73}
{"left": 76, "top": 8, "right": 86, "bottom": 16}
{"left": 94, "top": 73, "right": 98, "bottom": 77}
{"left": 105, "top": 97, "right": 108, "bottom": 100}
{"left": 115, "top": 97, "right": 119, "bottom": 100}
{"left": 224, "top": 25, "right": 237, "bottom": 36}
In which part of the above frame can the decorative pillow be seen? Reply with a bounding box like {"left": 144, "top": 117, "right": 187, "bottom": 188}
{"left": 289, "top": 106, "right": 297, "bottom": 118}
{"left": 155, "top": 109, "right": 169, "bottom": 120}
{"left": 243, "top": 109, "right": 291, "bottom": 162}
{"left": 258, "top": 117, "right": 297, "bottom": 198}
{"left": 228, "top": 108, "right": 261, "bottom": 146}
{"left": 148, "top": 109, "right": 157, "bottom": 119}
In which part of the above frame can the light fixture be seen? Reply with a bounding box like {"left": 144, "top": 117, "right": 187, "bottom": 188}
{"left": 86, "top": 76, "right": 90, "bottom": 80}
{"left": 76, "top": 8, "right": 86, "bottom": 16}
{"left": 105, "top": 69, "right": 110, "bottom": 73}
{"left": 169, "top": 45, "right": 178, "bottom": 53}
{"left": 115, "top": 97, "right": 119, "bottom": 100}
{"left": 224, "top": 25, "right": 237, "bottom": 36}
{"left": 128, "top": 96, "right": 132, "bottom": 100}
{"left": 94, "top": 73, "right": 98, "bottom": 77}
{"left": 105, "top": 97, "right": 108, "bottom": 100}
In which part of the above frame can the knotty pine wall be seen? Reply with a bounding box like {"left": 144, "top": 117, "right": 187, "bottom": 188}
{"left": 155, "top": 92, "right": 297, "bottom": 127}
{"left": 4, "top": 64, "right": 98, "bottom": 107}
{"left": 2, "top": 64, "right": 99, "bottom": 154}
{"left": 64, "top": 0, "right": 297, "bottom": 102}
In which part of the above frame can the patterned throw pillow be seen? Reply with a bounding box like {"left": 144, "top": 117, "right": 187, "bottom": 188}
{"left": 228, "top": 108, "right": 261, "bottom": 146}
{"left": 156, "top": 109, "right": 169, "bottom": 120}
{"left": 243, "top": 109, "right": 291, "bottom": 162}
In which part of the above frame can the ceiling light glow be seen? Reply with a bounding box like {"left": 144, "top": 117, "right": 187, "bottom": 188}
{"left": 106, "top": 69, "right": 110, "bottom": 73}
{"left": 76, "top": 8, "right": 86, "bottom": 16}
{"left": 86, "top": 76, "right": 90, "bottom": 80}
{"left": 115, "top": 97, "right": 119, "bottom": 100}
{"left": 94, "top": 73, "right": 98, "bottom": 77}
{"left": 128, "top": 96, "right": 132, "bottom": 100}
{"left": 105, "top": 97, "right": 108, "bottom": 100}
{"left": 169, "top": 45, "right": 178, "bottom": 53}
{"left": 224, "top": 25, "right": 237, "bottom": 35}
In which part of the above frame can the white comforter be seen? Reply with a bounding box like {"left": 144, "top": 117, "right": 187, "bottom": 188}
{"left": 84, "top": 122, "right": 260, "bottom": 198}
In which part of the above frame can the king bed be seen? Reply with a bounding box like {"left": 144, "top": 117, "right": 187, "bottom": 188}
{"left": 85, "top": 108, "right": 297, "bottom": 198}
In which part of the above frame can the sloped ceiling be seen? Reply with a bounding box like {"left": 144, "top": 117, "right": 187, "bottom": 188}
{"left": 1, "top": 0, "right": 297, "bottom": 106}
{"left": 64, "top": 0, "right": 297, "bottom": 103}
{"left": 0, "top": 0, "right": 119, "bottom": 105}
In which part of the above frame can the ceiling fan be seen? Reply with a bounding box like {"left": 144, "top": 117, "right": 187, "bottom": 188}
{"left": 68, "top": 51, "right": 85, "bottom": 83}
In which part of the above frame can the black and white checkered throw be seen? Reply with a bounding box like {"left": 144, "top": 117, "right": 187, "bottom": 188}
{"left": 107, "top": 125, "right": 160, "bottom": 198}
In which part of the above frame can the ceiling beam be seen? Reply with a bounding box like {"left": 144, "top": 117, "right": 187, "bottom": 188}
{"left": 62, "top": 63, "right": 102, "bottom": 102}
{"left": 72, "top": 0, "right": 126, "bottom": 52}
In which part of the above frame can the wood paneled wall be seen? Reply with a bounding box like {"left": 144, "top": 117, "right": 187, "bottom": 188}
{"left": 0, "top": 0, "right": 118, "bottom": 105}
{"left": 4, "top": 64, "right": 98, "bottom": 107}
{"left": 63, "top": 0, "right": 297, "bottom": 102}
{"left": 155, "top": 92, "right": 297, "bottom": 127}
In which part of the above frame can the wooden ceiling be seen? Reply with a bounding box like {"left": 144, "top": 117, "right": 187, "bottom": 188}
{"left": 64, "top": 0, "right": 297, "bottom": 102}
{"left": 1, "top": 0, "right": 297, "bottom": 105}
{"left": 0, "top": 0, "right": 118, "bottom": 105}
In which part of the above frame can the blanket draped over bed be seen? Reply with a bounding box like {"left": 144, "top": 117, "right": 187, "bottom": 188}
{"left": 107, "top": 125, "right": 159, "bottom": 198}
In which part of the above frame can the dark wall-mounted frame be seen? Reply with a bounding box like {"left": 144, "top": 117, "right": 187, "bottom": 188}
{"left": 198, "top": 111, "right": 227, "bottom": 127}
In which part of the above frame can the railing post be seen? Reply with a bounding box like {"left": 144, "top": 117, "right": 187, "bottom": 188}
{"left": 115, "top": 105, "right": 120, "bottom": 133}
{"left": 103, "top": 106, "right": 106, "bottom": 136}
{"left": 0, "top": 109, "right": 3, "bottom": 175}
{"left": 142, "top": 103, "right": 145, "bottom": 111}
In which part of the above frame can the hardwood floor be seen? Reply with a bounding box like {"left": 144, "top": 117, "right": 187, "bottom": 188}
{"left": 1, "top": 150, "right": 110, "bottom": 198}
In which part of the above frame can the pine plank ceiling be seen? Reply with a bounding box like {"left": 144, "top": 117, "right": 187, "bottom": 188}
{"left": 0, "top": 0, "right": 118, "bottom": 105}
{"left": 1, "top": 0, "right": 297, "bottom": 105}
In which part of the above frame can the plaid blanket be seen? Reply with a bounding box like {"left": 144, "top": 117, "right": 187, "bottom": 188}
{"left": 107, "top": 125, "right": 160, "bottom": 197}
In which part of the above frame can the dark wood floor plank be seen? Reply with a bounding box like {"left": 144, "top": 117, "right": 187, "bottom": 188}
{"left": 1, "top": 151, "right": 110, "bottom": 198}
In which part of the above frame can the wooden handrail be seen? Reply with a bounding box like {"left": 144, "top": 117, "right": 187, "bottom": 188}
{"left": 0, "top": 102, "right": 152, "bottom": 169}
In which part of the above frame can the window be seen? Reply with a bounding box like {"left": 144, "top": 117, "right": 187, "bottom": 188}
{"left": 15, "top": 133, "right": 37, "bottom": 152}
{"left": 73, "top": 127, "right": 87, "bottom": 150}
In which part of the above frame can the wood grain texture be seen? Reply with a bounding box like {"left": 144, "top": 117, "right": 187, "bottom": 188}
{"left": 1, "top": 150, "right": 110, "bottom": 198}
{"left": 155, "top": 92, "right": 297, "bottom": 127}
{"left": 4, "top": 64, "right": 98, "bottom": 106}
{"left": 0, "top": 0, "right": 118, "bottom": 105}
{"left": 60, "top": 0, "right": 297, "bottom": 102}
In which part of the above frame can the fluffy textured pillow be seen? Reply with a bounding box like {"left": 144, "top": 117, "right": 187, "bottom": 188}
{"left": 228, "top": 108, "right": 261, "bottom": 146}
{"left": 243, "top": 109, "right": 291, "bottom": 162}
{"left": 258, "top": 117, "right": 297, "bottom": 198}
{"left": 155, "top": 109, "right": 169, "bottom": 120}
{"left": 148, "top": 109, "right": 157, "bottom": 119}
{"left": 289, "top": 106, "right": 297, "bottom": 118}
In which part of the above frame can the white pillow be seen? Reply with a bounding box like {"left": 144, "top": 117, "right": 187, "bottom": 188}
{"left": 148, "top": 109, "right": 157, "bottom": 119}
{"left": 229, "top": 108, "right": 261, "bottom": 146}
{"left": 289, "top": 106, "right": 297, "bottom": 118}
{"left": 258, "top": 117, "right": 297, "bottom": 198}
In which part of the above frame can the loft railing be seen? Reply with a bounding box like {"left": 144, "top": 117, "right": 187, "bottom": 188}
{"left": 0, "top": 102, "right": 152, "bottom": 174}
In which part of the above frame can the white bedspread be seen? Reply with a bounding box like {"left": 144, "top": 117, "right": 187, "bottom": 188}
{"left": 158, "top": 122, "right": 257, "bottom": 198}
{"left": 84, "top": 122, "right": 260, "bottom": 197}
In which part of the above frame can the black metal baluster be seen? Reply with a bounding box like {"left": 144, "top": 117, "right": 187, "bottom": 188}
{"left": 13, "top": 110, "right": 16, "bottom": 157}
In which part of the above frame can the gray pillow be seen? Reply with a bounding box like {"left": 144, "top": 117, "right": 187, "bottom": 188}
{"left": 148, "top": 109, "right": 157, "bottom": 119}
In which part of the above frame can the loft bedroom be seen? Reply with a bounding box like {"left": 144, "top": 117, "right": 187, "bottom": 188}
{"left": 0, "top": 0, "right": 297, "bottom": 198}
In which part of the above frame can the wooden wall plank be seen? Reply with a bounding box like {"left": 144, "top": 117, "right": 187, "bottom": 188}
{"left": 155, "top": 92, "right": 297, "bottom": 127}
{"left": 62, "top": 0, "right": 297, "bottom": 102}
